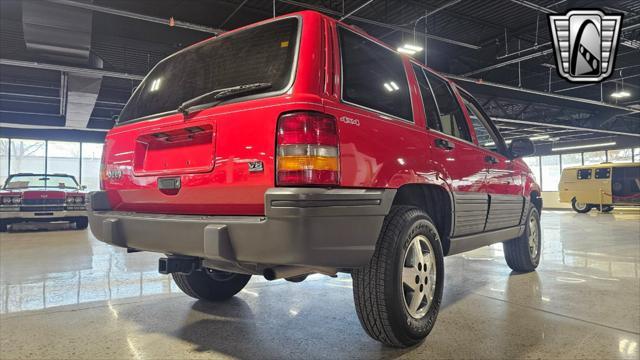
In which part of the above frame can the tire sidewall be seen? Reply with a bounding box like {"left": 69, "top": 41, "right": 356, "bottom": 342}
{"left": 526, "top": 207, "right": 542, "bottom": 267}
{"left": 388, "top": 211, "right": 444, "bottom": 344}
{"left": 571, "top": 198, "right": 591, "bottom": 213}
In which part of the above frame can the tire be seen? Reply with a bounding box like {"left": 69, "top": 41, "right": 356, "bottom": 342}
{"left": 75, "top": 217, "right": 89, "bottom": 230}
{"left": 503, "top": 206, "right": 541, "bottom": 273}
{"left": 172, "top": 268, "right": 251, "bottom": 302}
{"left": 571, "top": 198, "right": 591, "bottom": 213}
{"left": 352, "top": 206, "right": 444, "bottom": 348}
{"left": 0, "top": 221, "right": 7, "bottom": 233}
{"left": 600, "top": 205, "right": 614, "bottom": 213}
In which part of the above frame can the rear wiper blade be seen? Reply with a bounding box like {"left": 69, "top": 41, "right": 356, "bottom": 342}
{"left": 177, "top": 82, "right": 272, "bottom": 116}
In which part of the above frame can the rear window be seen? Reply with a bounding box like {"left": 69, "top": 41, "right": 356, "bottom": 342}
{"left": 119, "top": 18, "right": 300, "bottom": 123}
{"left": 595, "top": 168, "right": 611, "bottom": 179}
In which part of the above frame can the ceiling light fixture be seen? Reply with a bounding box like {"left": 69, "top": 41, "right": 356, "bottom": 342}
{"left": 551, "top": 142, "right": 616, "bottom": 152}
{"left": 403, "top": 44, "right": 423, "bottom": 52}
{"left": 611, "top": 90, "right": 631, "bottom": 98}
{"left": 397, "top": 47, "right": 416, "bottom": 55}
{"left": 529, "top": 134, "right": 550, "bottom": 141}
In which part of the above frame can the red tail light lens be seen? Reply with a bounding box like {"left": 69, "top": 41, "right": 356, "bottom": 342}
{"left": 277, "top": 112, "right": 339, "bottom": 186}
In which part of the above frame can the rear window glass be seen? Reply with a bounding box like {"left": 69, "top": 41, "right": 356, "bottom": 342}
{"left": 119, "top": 18, "right": 299, "bottom": 123}
{"left": 577, "top": 169, "right": 592, "bottom": 180}
{"left": 339, "top": 27, "right": 412, "bottom": 121}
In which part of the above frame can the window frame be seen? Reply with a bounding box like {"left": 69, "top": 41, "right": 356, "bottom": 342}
{"left": 420, "top": 69, "right": 473, "bottom": 143}
{"left": 594, "top": 167, "right": 611, "bottom": 179}
{"left": 457, "top": 89, "right": 509, "bottom": 157}
{"left": 338, "top": 25, "right": 414, "bottom": 123}
{"left": 577, "top": 169, "right": 592, "bottom": 180}
{"left": 410, "top": 62, "right": 441, "bottom": 131}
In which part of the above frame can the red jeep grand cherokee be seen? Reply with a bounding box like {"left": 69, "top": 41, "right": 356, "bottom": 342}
{"left": 1, "top": 173, "right": 88, "bottom": 231}
{"left": 89, "top": 11, "right": 542, "bottom": 347}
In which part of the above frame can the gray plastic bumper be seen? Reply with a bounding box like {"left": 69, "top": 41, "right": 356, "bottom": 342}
{"left": 87, "top": 188, "right": 395, "bottom": 269}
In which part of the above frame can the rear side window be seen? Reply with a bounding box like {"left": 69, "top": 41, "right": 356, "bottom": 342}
{"left": 595, "top": 168, "right": 611, "bottom": 179}
{"left": 412, "top": 64, "right": 440, "bottom": 130}
{"left": 424, "top": 72, "right": 471, "bottom": 142}
{"left": 339, "top": 28, "right": 412, "bottom": 121}
{"left": 577, "top": 169, "right": 592, "bottom": 180}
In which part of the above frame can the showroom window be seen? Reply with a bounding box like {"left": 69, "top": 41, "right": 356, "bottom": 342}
{"left": 0, "top": 138, "right": 8, "bottom": 185}
{"left": 9, "top": 139, "right": 46, "bottom": 175}
{"left": 339, "top": 27, "right": 412, "bottom": 121}
{"left": 47, "top": 141, "right": 80, "bottom": 180}
{"left": 607, "top": 148, "right": 632, "bottom": 163}
{"left": 81, "top": 143, "right": 103, "bottom": 191}
{"left": 583, "top": 151, "right": 606, "bottom": 165}
{"left": 634, "top": 148, "right": 640, "bottom": 162}
{"left": 561, "top": 153, "right": 582, "bottom": 170}
{"left": 523, "top": 156, "right": 540, "bottom": 184}
{"left": 541, "top": 155, "right": 561, "bottom": 191}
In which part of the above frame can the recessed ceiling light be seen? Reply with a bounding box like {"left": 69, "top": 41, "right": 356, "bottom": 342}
{"left": 611, "top": 90, "right": 631, "bottom": 98}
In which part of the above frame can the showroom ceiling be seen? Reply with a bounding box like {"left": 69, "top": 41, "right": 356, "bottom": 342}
{"left": 0, "top": 0, "right": 638, "bottom": 147}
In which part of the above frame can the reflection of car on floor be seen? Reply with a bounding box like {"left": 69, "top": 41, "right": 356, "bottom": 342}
{"left": 88, "top": 11, "right": 543, "bottom": 348}
{"left": 560, "top": 162, "right": 640, "bottom": 213}
{"left": 0, "top": 173, "right": 88, "bottom": 232}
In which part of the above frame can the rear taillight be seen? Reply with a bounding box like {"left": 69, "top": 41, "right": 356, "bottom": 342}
{"left": 276, "top": 112, "right": 339, "bottom": 186}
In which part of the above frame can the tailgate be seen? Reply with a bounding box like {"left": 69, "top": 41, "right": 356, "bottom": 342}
{"left": 101, "top": 104, "right": 284, "bottom": 216}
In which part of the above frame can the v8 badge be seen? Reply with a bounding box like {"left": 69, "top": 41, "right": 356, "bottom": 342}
{"left": 248, "top": 161, "right": 264, "bottom": 172}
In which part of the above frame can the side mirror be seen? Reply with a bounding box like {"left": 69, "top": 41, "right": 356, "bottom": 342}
{"left": 81, "top": 185, "right": 87, "bottom": 190}
{"left": 509, "top": 137, "right": 535, "bottom": 158}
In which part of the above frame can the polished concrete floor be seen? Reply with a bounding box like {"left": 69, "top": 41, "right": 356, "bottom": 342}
{"left": 0, "top": 210, "right": 638, "bottom": 359}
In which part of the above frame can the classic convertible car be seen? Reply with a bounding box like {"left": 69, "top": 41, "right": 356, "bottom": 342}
{"left": 0, "top": 173, "right": 88, "bottom": 232}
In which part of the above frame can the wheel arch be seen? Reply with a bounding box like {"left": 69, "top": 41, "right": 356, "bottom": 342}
{"left": 529, "top": 190, "right": 542, "bottom": 214}
{"left": 391, "top": 183, "right": 453, "bottom": 255}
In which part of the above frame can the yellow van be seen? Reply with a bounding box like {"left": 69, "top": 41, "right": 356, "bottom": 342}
{"left": 559, "top": 162, "right": 640, "bottom": 213}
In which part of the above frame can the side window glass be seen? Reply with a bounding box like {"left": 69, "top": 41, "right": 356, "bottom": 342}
{"left": 424, "top": 72, "right": 471, "bottom": 142}
{"left": 577, "top": 169, "right": 592, "bottom": 180}
{"left": 338, "top": 28, "right": 412, "bottom": 121}
{"left": 411, "top": 64, "right": 440, "bottom": 130}
{"left": 462, "top": 99, "right": 499, "bottom": 152}
{"left": 595, "top": 168, "right": 610, "bottom": 179}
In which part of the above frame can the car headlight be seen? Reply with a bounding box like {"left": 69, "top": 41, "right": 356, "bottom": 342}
{"left": 66, "top": 197, "right": 75, "bottom": 204}
{"left": 1, "top": 197, "right": 11, "bottom": 204}
{"left": 75, "top": 196, "right": 84, "bottom": 204}
{"left": 11, "top": 197, "right": 21, "bottom": 204}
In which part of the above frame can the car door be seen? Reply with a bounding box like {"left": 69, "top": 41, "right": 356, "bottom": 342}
{"left": 457, "top": 90, "right": 525, "bottom": 231}
{"left": 414, "top": 66, "right": 490, "bottom": 237}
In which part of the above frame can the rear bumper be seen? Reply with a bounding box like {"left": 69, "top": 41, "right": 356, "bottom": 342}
{"left": 0, "top": 210, "right": 87, "bottom": 220}
{"left": 87, "top": 188, "right": 395, "bottom": 269}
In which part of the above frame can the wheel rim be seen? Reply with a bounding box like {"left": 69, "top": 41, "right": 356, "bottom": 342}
{"left": 401, "top": 235, "right": 436, "bottom": 319}
{"left": 574, "top": 201, "right": 587, "bottom": 211}
{"left": 528, "top": 215, "right": 540, "bottom": 259}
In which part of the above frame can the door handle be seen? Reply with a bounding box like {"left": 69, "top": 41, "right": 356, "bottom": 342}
{"left": 435, "top": 138, "right": 455, "bottom": 150}
{"left": 485, "top": 155, "right": 498, "bottom": 164}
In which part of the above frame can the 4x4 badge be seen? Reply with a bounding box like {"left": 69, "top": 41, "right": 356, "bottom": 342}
{"left": 549, "top": 9, "right": 622, "bottom": 83}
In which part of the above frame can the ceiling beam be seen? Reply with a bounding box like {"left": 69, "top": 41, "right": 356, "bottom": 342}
{"left": 46, "top": 0, "right": 225, "bottom": 35}
{"left": 0, "top": 59, "right": 144, "bottom": 81}
{"left": 277, "top": 0, "right": 480, "bottom": 49}
{"left": 493, "top": 118, "right": 640, "bottom": 137}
